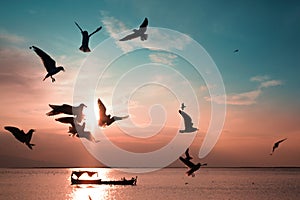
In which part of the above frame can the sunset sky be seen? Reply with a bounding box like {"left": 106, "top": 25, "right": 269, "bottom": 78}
{"left": 0, "top": 0, "right": 299, "bottom": 168}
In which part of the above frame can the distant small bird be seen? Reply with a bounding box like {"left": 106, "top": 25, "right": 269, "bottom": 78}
{"left": 119, "top": 17, "right": 148, "bottom": 41}
{"left": 270, "top": 138, "right": 287, "bottom": 155}
{"left": 29, "top": 46, "right": 65, "bottom": 82}
{"left": 233, "top": 49, "right": 239, "bottom": 53}
{"left": 46, "top": 103, "right": 86, "bottom": 122}
{"left": 75, "top": 22, "right": 102, "bottom": 52}
{"left": 98, "top": 98, "right": 129, "bottom": 127}
{"left": 55, "top": 117, "right": 77, "bottom": 136}
{"left": 179, "top": 148, "right": 207, "bottom": 176}
{"left": 4, "top": 126, "right": 36, "bottom": 150}
{"left": 181, "top": 103, "right": 186, "bottom": 110}
{"left": 178, "top": 110, "right": 198, "bottom": 133}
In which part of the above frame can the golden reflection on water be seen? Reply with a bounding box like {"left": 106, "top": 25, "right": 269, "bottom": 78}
{"left": 69, "top": 168, "right": 114, "bottom": 200}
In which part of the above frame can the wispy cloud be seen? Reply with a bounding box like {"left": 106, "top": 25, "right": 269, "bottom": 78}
{"left": 259, "top": 80, "right": 283, "bottom": 89}
{"left": 250, "top": 75, "right": 270, "bottom": 82}
{"left": 206, "top": 75, "right": 283, "bottom": 106}
{"left": 149, "top": 53, "right": 177, "bottom": 66}
{"left": 0, "top": 31, "right": 25, "bottom": 44}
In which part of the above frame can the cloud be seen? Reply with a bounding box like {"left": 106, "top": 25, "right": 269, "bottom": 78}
{"left": 259, "top": 80, "right": 283, "bottom": 89}
{"left": 0, "top": 32, "right": 25, "bottom": 44}
{"left": 250, "top": 75, "right": 270, "bottom": 82}
{"left": 148, "top": 53, "right": 177, "bottom": 66}
{"left": 206, "top": 75, "right": 282, "bottom": 106}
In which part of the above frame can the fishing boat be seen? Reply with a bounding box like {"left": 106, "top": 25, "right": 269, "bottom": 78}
{"left": 71, "top": 170, "right": 137, "bottom": 185}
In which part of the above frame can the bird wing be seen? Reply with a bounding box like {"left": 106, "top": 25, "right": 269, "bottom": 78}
{"left": 31, "top": 46, "right": 56, "bottom": 72}
{"left": 4, "top": 126, "right": 26, "bottom": 143}
{"left": 89, "top": 26, "right": 102, "bottom": 37}
{"left": 48, "top": 104, "right": 73, "bottom": 115}
{"left": 276, "top": 138, "right": 287, "bottom": 145}
{"left": 139, "top": 17, "right": 148, "bottom": 28}
{"left": 185, "top": 148, "right": 192, "bottom": 159}
{"left": 74, "top": 21, "right": 83, "bottom": 32}
{"left": 179, "top": 110, "right": 193, "bottom": 129}
{"left": 179, "top": 156, "right": 195, "bottom": 168}
{"left": 55, "top": 117, "right": 75, "bottom": 126}
{"left": 98, "top": 98, "right": 107, "bottom": 116}
{"left": 119, "top": 32, "right": 139, "bottom": 41}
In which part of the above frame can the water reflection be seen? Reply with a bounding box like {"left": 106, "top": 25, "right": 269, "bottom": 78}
{"left": 70, "top": 168, "right": 112, "bottom": 200}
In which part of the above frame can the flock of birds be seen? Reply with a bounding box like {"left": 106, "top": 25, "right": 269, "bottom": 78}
{"left": 3, "top": 17, "right": 287, "bottom": 176}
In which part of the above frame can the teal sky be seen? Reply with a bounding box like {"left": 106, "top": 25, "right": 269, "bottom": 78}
{"left": 0, "top": 0, "right": 299, "bottom": 167}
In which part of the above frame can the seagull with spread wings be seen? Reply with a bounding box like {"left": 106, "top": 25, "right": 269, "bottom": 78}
{"left": 178, "top": 110, "right": 198, "bottom": 133}
{"left": 98, "top": 98, "right": 129, "bottom": 127}
{"left": 46, "top": 103, "right": 86, "bottom": 122}
{"left": 29, "top": 46, "right": 65, "bottom": 82}
{"left": 119, "top": 17, "right": 148, "bottom": 41}
{"left": 179, "top": 148, "right": 207, "bottom": 177}
{"left": 4, "top": 126, "right": 36, "bottom": 150}
{"left": 75, "top": 22, "right": 102, "bottom": 52}
{"left": 270, "top": 138, "right": 287, "bottom": 155}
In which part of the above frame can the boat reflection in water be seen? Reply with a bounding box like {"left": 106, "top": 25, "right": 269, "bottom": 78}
{"left": 70, "top": 168, "right": 137, "bottom": 200}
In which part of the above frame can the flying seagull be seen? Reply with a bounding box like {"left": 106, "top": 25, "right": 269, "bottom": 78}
{"left": 4, "top": 126, "right": 36, "bottom": 150}
{"left": 55, "top": 117, "right": 77, "bottom": 136}
{"left": 75, "top": 22, "right": 102, "bottom": 52}
{"left": 233, "top": 49, "right": 239, "bottom": 53}
{"left": 178, "top": 110, "right": 198, "bottom": 133}
{"left": 98, "top": 98, "right": 129, "bottom": 127}
{"left": 119, "top": 17, "right": 148, "bottom": 41}
{"left": 29, "top": 46, "right": 65, "bottom": 82}
{"left": 270, "top": 138, "right": 287, "bottom": 155}
{"left": 46, "top": 103, "right": 86, "bottom": 122}
{"left": 179, "top": 148, "right": 207, "bottom": 177}
{"left": 181, "top": 103, "right": 186, "bottom": 110}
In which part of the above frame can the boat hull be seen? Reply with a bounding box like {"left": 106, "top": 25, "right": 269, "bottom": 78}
{"left": 71, "top": 177, "right": 137, "bottom": 185}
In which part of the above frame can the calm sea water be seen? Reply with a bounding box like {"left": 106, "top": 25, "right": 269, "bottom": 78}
{"left": 0, "top": 168, "right": 299, "bottom": 200}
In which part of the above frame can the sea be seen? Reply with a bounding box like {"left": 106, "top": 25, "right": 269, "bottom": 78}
{"left": 0, "top": 168, "right": 299, "bottom": 200}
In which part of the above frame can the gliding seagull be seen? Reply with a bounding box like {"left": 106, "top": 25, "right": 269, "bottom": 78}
{"left": 119, "top": 18, "right": 148, "bottom": 41}
{"left": 98, "top": 98, "right": 129, "bottom": 127}
{"left": 270, "top": 138, "right": 287, "bottom": 155}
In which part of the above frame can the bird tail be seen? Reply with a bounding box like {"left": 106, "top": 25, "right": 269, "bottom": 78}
{"left": 26, "top": 143, "right": 35, "bottom": 150}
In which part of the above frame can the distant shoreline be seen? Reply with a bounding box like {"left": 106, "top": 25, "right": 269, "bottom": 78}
{"left": 1, "top": 166, "right": 300, "bottom": 169}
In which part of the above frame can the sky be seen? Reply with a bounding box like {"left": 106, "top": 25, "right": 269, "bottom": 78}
{"left": 0, "top": 0, "right": 299, "bottom": 168}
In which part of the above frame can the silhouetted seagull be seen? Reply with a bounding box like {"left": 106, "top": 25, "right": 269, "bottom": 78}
{"left": 29, "top": 46, "right": 65, "bottom": 82}
{"left": 178, "top": 110, "right": 198, "bottom": 133}
{"left": 181, "top": 103, "right": 186, "bottom": 110}
{"left": 270, "top": 138, "right": 287, "bottom": 155}
{"left": 4, "top": 126, "right": 36, "bottom": 150}
{"left": 233, "top": 49, "right": 239, "bottom": 53}
{"left": 98, "top": 98, "right": 129, "bottom": 127}
{"left": 119, "top": 17, "right": 148, "bottom": 41}
{"left": 75, "top": 22, "right": 102, "bottom": 52}
{"left": 76, "top": 123, "right": 99, "bottom": 143}
{"left": 46, "top": 103, "right": 86, "bottom": 122}
{"left": 55, "top": 117, "right": 77, "bottom": 136}
{"left": 179, "top": 148, "right": 207, "bottom": 177}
